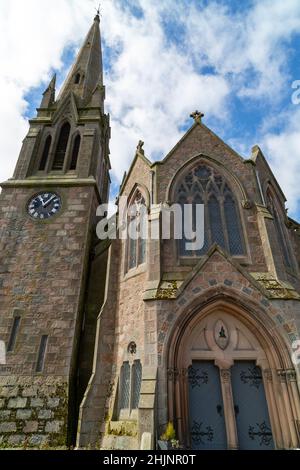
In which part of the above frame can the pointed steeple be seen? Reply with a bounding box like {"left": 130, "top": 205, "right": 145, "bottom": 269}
{"left": 40, "top": 74, "right": 56, "bottom": 108}
{"left": 57, "top": 14, "right": 103, "bottom": 103}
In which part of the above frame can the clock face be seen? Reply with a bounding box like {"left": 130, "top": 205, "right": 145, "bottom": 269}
{"left": 27, "top": 192, "right": 62, "bottom": 220}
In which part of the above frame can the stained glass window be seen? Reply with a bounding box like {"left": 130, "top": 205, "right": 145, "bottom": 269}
{"left": 127, "top": 191, "right": 147, "bottom": 271}
{"left": 119, "top": 361, "right": 131, "bottom": 409}
{"left": 175, "top": 163, "right": 245, "bottom": 257}
{"left": 131, "top": 360, "right": 142, "bottom": 409}
{"left": 224, "top": 194, "right": 244, "bottom": 255}
{"left": 209, "top": 195, "right": 225, "bottom": 249}
{"left": 119, "top": 360, "right": 142, "bottom": 413}
{"left": 267, "top": 191, "right": 292, "bottom": 268}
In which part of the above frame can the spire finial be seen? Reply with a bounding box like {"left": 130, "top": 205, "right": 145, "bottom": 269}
{"left": 94, "top": 3, "right": 101, "bottom": 21}
{"left": 190, "top": 110, "right": 204, "bottom": 123}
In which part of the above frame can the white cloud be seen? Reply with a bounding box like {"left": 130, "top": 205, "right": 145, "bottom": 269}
{"left": 184, "top": 0, "right": 300, "bottom": 99}
{"left": 262, "top": 107, "right": 300, "bottom": 216}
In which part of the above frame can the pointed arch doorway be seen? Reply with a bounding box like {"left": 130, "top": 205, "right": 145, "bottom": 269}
{"left": 167, "top": 301, "right": 300, "bottom": 450}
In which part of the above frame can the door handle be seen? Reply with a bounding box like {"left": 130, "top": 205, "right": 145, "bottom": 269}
{"left": 234, "top": 405, "right": 239, "bottom": 415}
{"left": 216, "top": 404, "right": 223, "bottom": 416}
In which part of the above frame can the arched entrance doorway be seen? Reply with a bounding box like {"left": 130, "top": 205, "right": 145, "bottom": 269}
{"left": 167, "top": 300, "right": 300, "bottom": 449}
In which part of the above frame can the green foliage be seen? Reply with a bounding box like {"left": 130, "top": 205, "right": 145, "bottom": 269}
{"left": 160, "top": 422, "right": 176, "bottom": 441}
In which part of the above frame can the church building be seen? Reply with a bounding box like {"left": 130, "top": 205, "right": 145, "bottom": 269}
{"left": 0, "top": 14, "right": 300, "bottom": 450}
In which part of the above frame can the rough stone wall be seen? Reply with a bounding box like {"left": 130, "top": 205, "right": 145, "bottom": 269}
{"left": 77, "top": 240, "right": 120, "bottom": 447}
{"left": 77, "top": 248, "right": 109, "bottom": 405}
{"left": 0, "top": 184, "right": 96, "bottom": 447}
{"left": 120, "top": 154, "right": 151, "bottom": 201}
{"left": 0, "top": 377, "right": 67, "bottom": 448}
{"left": 254, "top": 151, "right": 300, "bottom": 286}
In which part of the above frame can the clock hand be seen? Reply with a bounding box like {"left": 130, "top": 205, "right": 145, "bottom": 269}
{"left": 43, "top": 195, "right": 56, "bottom": 208}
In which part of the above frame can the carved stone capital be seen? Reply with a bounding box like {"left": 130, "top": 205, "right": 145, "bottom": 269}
{"left": 263, "top": 369, "right": 273, "bottom": 382}
{"left": 167, "top": 367, "right": 179, "bottom": 382}
{"left": 179, "top": 368, "right": 189, "bottom": 378}
{"left": 286, "top": 369, "right": 297, "bottom": 382}
{"left": 277, "top": 368, "right": 297, "bottom": 383}
{"left": 277, "top": 369, "right": 287, "bottom": 383}
{"left": 220, "top": 369, "right": 231, "bottom": 383}
{"left": 242, "top": 199, "right": 253, "bottom": 209}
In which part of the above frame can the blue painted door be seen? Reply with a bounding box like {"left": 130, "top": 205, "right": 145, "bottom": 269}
{"left": 231, "top": 361, "right": 274, "bottom": 449}
{"left": 188, "top": 361, "right": 227, "bottom": 449}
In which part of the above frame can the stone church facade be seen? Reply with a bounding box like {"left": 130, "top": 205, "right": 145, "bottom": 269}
{"left": 0, "top": 15, "right": 300, "bottom": 450}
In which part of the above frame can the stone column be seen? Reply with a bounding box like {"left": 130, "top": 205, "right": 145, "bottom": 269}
{"left": 138, "top": 366, "right": 157, "bottom": 449}
{"left": 286, "top": 369, "right": 300, "bottom": 445}
{"left": 262, "top": 368, "right": 283, "bottom": 449}
{"left": 220, "top": 369, "right": 238, "bottom": 450}
{"left": 277, "top": 369, "right": 299, "bottom": 448}
{"left": 143, "top": 204, "right": 161, "bottom": 300}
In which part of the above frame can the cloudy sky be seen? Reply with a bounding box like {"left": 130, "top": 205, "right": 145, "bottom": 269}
{"left": 0, "top": 0, "right": 300, "bottom": 219}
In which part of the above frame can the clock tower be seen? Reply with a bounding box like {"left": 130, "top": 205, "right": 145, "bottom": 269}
{"left": 0, "top": 14, "right": 110, "bottom": 447}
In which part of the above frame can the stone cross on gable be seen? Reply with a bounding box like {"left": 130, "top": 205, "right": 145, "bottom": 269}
{"left": 136, "top": 140, "right": 145, "bottom": 154}
{"left": 190, "top": 110, "right": 204, "bottom": 123}
{"left": 95, "top": 3, "right": 101, "bottom": 19}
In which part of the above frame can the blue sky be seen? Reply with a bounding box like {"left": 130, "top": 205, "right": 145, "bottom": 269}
{"left": 1, "top": 0, "right": 300, "bottom": 220}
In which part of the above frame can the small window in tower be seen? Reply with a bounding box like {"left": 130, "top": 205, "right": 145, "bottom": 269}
{"left": 39, "top": 135, "right": 52, "bottom": 171}
{"left": 7, "top": 316, "right": 21, "bottom": 353}
{"left": 74, "top": 73, "right": 81, "bottom": 85}
{"left": 70, "top": 135, "right": 81, "bottom": 170}
{"left": 36, "top": 335, "right": 48, "bottom": 373}
{"left": 52, "top": 122, "right": 71, "bottom": 171}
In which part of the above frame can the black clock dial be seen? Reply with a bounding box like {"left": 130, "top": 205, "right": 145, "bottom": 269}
{"left": 28, "top": 192, "right": 62, "bottom": 220}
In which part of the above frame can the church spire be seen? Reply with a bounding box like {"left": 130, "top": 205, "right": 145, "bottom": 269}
{"left": 40, "top": 74, "right": 56, "bottom": 108}
{"left": 57, "top": 14, "right": 103, "bottom": 103}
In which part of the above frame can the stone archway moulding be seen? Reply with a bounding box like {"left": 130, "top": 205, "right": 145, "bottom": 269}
{"left": 165, "top": 298, "right": 300, "bottom": 449}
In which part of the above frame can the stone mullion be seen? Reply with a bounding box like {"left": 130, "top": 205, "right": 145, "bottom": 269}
{"left": 180, "top": 368, "right": 190, "bottom": 448}
{"left": 219, "top": 368, "right": 238, "bottom": 450}
{"left": 166, "top": 368, "right": 176, "bottom": 426}
{"left": 220, "top": 196, "right": 229, "bottom": 252}
{"left": 203, "top": 192, "right": 211, "bottom": 249}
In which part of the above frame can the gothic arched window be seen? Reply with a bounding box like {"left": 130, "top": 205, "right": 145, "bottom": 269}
{"left": 175, "top": 163, "right": 245, "bottom": 257}
{"left": 52, "top": 122, "right": 71, "bottom": 171}
{"left": 127, "top": 190, "right": 147, "bottom": 271}
{"left": 39, "top": 135, "right": 52, "bottom": 171}
{"left": 267, "top": 190, "right": 292, "bottom": 269}
{"left": 69, "top": 134, "right": 81, "bottom": 170}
